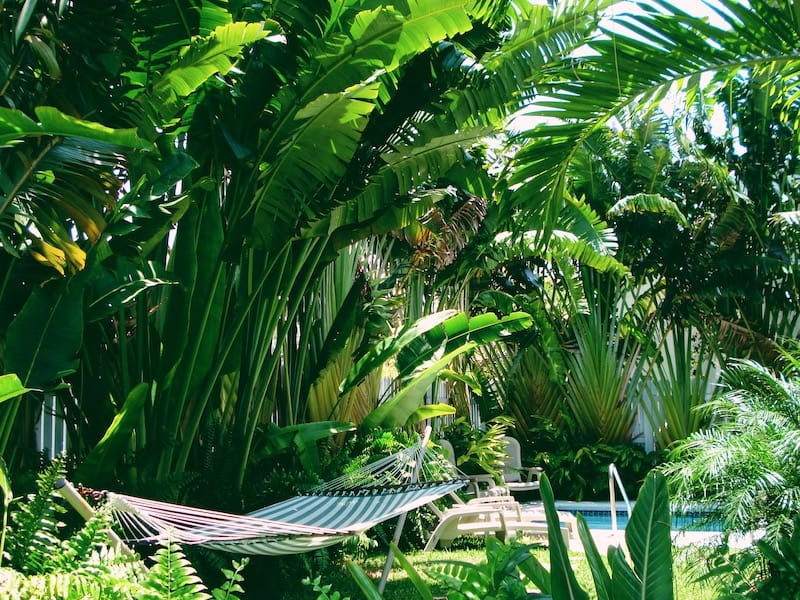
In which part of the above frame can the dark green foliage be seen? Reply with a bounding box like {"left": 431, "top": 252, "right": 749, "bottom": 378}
{"left": 522, "top": 416, "right": 657, "bottom": 501}
{"left": 754, "top": 518, "right": 800, "bottom": 599}
{"left": 440, "top": 416, "right": 510, "bottom": 478}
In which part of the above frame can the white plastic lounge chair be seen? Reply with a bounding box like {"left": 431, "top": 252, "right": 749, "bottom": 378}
{"left": 437, "top": 439, "right": 496, "bottom": 497}
{"left": 502, "top": 435, "right": 543, "bottom": 495}
{"left": 424, "top": 494, "right": 568, "bottom": 550}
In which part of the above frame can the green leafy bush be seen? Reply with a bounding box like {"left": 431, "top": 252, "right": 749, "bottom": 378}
{"left": 662, "top": 357, "right": 800, "bottom": 541}
{"left": 441, "top": 416, "right": 511, "bottom": 478}
{"left": 522, "top": 415, "right": 656, "bottom": 500}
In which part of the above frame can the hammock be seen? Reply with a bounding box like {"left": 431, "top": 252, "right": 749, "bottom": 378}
{"left": 90, "top": 433, "right": 467, "bottom": 556}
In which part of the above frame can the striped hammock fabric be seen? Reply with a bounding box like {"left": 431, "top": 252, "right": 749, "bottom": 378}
{"left": 107, "top": 437, "right": 467, "bottom": 556}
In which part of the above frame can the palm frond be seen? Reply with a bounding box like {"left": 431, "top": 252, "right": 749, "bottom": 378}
{"left": 607, "top": 192, "right": 689, "bottom": 226}
{"left": 450, "top": 0, "right": 608, "bottom": 125}
{"left": 127, "top": 21, "right": 269, "bottom": 139}
{"left": 508, "top": 0, "right": 800, "bottom": 229}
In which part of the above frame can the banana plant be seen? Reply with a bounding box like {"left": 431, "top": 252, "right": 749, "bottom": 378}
{"left": 0, "top": 0, "right": 627, "bottom": 496}
{"left": 350, "top": 310, "right": 533, "bottom": 430}
{"left": 121, "top": 0, "right": 615, "bottom": 491}
{"left": 0, "top": 4, "right": 269, "bottom": 469}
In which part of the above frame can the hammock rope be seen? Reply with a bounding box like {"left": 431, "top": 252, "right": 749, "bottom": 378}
{"left": 98, "top": 433, "right": 466, "bottom": 556}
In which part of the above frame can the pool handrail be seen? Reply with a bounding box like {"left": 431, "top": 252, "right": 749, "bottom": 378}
{"left": 608, "top": 462, "right": 633, "bottom": 532}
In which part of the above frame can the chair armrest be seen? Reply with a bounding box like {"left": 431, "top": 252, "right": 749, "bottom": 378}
{"left": 466, "top": 473, "right": 498, "bottom": 495}
{"left": 524, "top": 467, "right": 543, "bottom": 483}
{"left": 469, "top": 473, "right": 497, "bottom": 485}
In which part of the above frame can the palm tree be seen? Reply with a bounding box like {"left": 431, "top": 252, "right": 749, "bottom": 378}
{"left": 508, "top": 0, "right": 800, "bottom": 346}
{"left": 661, "top": 352, "right": 800, "bottom": 545}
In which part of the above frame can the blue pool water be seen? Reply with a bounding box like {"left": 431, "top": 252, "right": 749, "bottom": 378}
{"left": 572, "top": 510, "right": 720, "bottom": 531}
{"left": 550, "top": 502, "right": 722, "bottom": 532}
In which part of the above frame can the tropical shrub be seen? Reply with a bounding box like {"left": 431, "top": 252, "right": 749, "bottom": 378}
{"left": 661, "top": 356, "right": 800, "bottom": 544}
{"left": 522, "top": 416, "right": 656, "bottom": 501}
{"left": 0, "top": 0, "right": 595, "bottom": 502}
{"left": 661, "top": 353, "right": 800, "bottom": 597}
{"left": 441, "top": 416, "right": 511, "bottom": 479}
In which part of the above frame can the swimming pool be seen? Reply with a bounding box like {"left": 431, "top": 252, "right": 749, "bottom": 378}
{"left": 550, "top": 501, "right": 722, "bottom": 532}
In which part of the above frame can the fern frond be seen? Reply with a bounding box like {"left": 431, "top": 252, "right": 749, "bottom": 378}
{"left": 5, "top": 459, "right": 66, "bottom": 575}
{"left": 52, "top": 508, "right": 114, "bottom": 571}
{"left": 141, "top": 538, "right": 211, "bottom": 600}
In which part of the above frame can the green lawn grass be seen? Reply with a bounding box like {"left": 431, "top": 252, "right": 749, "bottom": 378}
{"left": 283, "top": 543, "right": 719, "bottom": 599}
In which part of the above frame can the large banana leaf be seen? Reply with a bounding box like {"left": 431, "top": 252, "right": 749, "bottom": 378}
{"left": 607, "top": 193, "right": 689, "bottom": 227}
{"left": 0, "top": 375, "right": 31, "bottom": 404}
{"left": 0, "top": 106, "right": 146, "bottom": 149}
{"left": 301, "top": 7, "right": 403, "bottom": 101}
{"left": 340, "top": 310, "right": 458, "bottom": 396}
{"left": 361, "top": 344, "right": 473, "bottom": 430}
{"left": 342, "top": 310, "right": 532, "bottom": 396}
{"left": 252, "top": 83, "right": 380, "bottom": 248}
{"left": 540, "top": 475, "right": 590, "bottom": 600}
{"left": 74, "top": 383, "right": 149, "bottom": 485}
{"left": 310, "top": 128, "right": 491, "bottom": 240}
{"left": 360, "top": 311, "right": 532, "bottom": 430}
{"left": 397, "top": 311, "right": 534, "bottom": 377}
{"left": 5, "top": 279, "right": 84, "bottom": 388}
{"left": 617, "top": 472, "right": 674, "bottom": 600}
{"left": 128, "top": 21, "right": 269, "bottom": 139}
